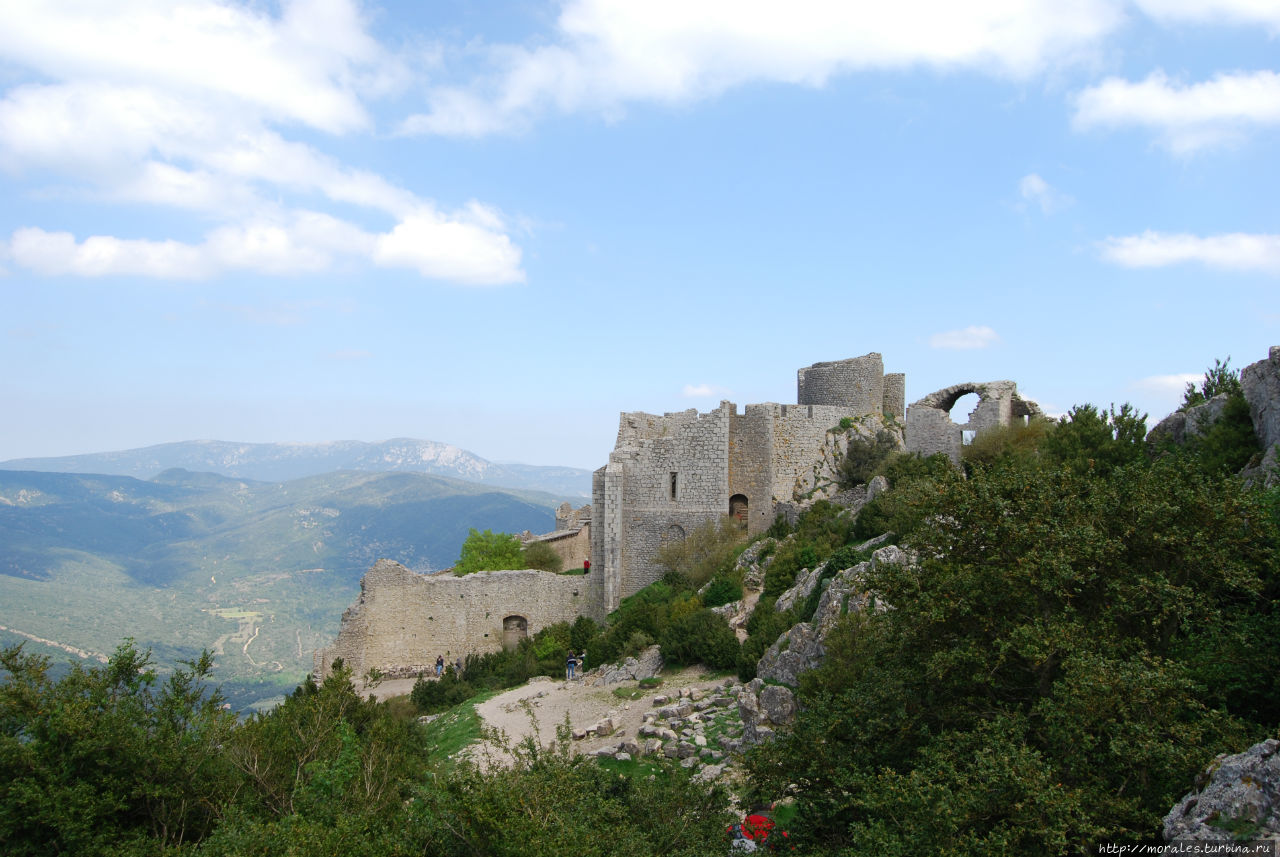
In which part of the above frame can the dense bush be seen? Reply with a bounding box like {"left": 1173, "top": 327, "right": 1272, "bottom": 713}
{"left": 702, "top": 574, "right": 743, "bottom": 608}
{"left": 454, "top": 528, "right": 525, "bottom": 574}
{"left": 522, "top": 539, "right": 563, "bottom": 572}
{"left": 659, "top": 609, "right": 740, "bottom": 671}
{"left": 747, "top": 451, "right": 1280, "bottom": 852}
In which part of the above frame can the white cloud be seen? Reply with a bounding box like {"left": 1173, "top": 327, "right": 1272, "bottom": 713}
{"left": 929, "top": 326, "right": 1000, "bottom": 350}
{"left": 0, "top": 0, "right": 389, "bottom": 134}
{"left": 1074, "top": 69, "right": 1280, "bottom": 152}
{"left": 9, "top": 207, "right": 525, "bottom": 284}
{"left": 1018, "top": 173, "right": 1071, "bottom": 213}
{"left": 1130, "top": 373, "right": 1201, "bottom": 396}
{"left": 1133, "top": 0, "right": 1280, "bottom": 33}
{"left": 0, "top": 2, "right": 523, "bottom": 285}
{"left": 373, "top": 211, "right": 525, "bottom": 285}
{"left": 1100, "top": 231, "right": 1280, "bottom": 273}
{"left": 11, "top": 228, "right": 211, "bottom": 279}
{"left": 682, "top": 383, "right": 731, "bottom": 398}
{"left": 402, "top": 0, "right": 1124, "bottom": 136}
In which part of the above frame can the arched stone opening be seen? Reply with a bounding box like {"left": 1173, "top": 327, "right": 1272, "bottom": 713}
{"left": 662, "top": 524, "right": 686, "bottom": 544}
{"left": 729, "top": 494, "right": 749, "bottom": 522}
{"left": 502, "top": 615, "right": 528, "bottom": 651}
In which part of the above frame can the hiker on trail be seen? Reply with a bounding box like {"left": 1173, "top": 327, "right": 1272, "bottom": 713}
{"left": 566, "top": 651, "right": 576, "bottom": 680}
{"left": 435, "top": 655, "right": 444, "bottom": 677}
{"left": 455, "top": 656, "right": 463, "bottom": 676}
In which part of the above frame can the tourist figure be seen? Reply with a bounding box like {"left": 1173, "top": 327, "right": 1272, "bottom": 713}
{"left": 435, "top": 654, "right": 444, "bottom": 677}
{"left": 583, "top": 558, "right": 590, "bottom": 574}
{"left": 566, "top": 651, "right": 576, "bottom": 680}
{"left": 578, "top": 650, "right": 586, "bottom": 675}
{"left": 455, "top": 656, "right": 463, "bottom": 676}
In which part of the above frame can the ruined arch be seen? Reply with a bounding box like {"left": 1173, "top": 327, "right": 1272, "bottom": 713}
{"left": 905, "top": 380, "right": 1044, "bottom": 463}
{"left": 502, "top": 615, "right": 528, "bottom": 650}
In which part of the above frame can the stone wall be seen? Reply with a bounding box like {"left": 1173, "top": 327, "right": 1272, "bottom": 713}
{"left": 797, "top": 353, "right": 885, "bottom": 415}
{"left": 315, "top": 559, "right": 604, "bottom": 679}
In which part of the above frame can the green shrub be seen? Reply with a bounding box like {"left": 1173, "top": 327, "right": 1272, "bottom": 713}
{"left": 1187, "top": 392, "right": 1260, "bottom": 475}
{"left": 411, "top": 668, "right": 477, "bottom": 713}
{"left": 454, "top": 528, "right": 524, "bottom": 574}
{"left": 702, "top": 575, "right": 742, "bottom": 608}
{"left": 659, "top": 609, "right": 740, "bottom": 670}
{"left": 522, "top": 540, "right": 563, "bottom": 573}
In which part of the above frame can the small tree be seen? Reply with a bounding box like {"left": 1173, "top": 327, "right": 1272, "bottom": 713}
{"left": 1181, "top": 357, "right": 1243, "bottom": 410}
{"left": 454, "top": 528, "right": 525, "bottom": 575}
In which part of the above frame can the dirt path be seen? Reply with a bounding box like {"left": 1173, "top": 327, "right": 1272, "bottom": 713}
{"left": 469, "top": 667, "right": 733, "bottom": 765}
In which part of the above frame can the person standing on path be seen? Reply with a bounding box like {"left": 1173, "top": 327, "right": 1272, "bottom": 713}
{"left": 566, "top": 651, "right": 576, "bottom": 680}
{"left": 435, "top": 654, "right": 444, "bottom": 677}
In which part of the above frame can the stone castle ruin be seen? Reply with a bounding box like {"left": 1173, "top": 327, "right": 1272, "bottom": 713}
{"left": 315, "top": 352, "right": 1040, "bottom": 679}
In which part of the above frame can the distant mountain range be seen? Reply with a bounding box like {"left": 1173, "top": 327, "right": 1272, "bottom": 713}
{"left": 0, "top": 438, "right": 593, "bottom": 498}
{"left": 0, "top": 467, "right": 561, "bottom": 710}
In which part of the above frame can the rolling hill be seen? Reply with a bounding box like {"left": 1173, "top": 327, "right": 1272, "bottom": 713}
{"left": 0, "top": 467, "right": 562, "bottom": 710}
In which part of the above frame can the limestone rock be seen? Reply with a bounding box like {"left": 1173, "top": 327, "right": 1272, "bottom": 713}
{"left": 595, "top": 645, "right": 664, "bottom": 686}
{"left": 1243, "top": 346, "right": 1280, "bottom": 487}
{"left": 865, "top": 474, "right": 890, "bottom": 502}
{"left": 759, "top": 684, "right": 797, "bottom": 725}
{"left": 755, "top": 622, "right": 824, "bottom": 687}
{"left": 775, "top": 562, "right": 827, "bottom": 614}
{"left": 735, "top": 539, "right": 777, "bottom": 591}
{"left": 1164, "top": 738, "right": 1280, "bottom": 842}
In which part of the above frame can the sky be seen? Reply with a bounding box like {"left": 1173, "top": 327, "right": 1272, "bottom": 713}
{"left": 1, "top": 0, "right": 1277, "bottom": 470}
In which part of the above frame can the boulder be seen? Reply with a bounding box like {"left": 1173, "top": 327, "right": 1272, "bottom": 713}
{"left": 594, "top": 645, "right": 664, "bottom": 686}
{"left": 774, "top": 562, "right": 827, "bottom": 613}
{"left": 1164, "top": 738, "right": 1280, "bottom": 842}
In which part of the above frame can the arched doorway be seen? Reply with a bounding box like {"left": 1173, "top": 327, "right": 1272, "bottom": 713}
{"left": 729, "top": 494, "right": 749, "bottom": 522}
{"left": 502, "top": 615, "right": 528, "bottom": 650}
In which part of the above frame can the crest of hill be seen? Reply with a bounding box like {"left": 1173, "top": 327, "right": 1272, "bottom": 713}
{"left": 0, "top": 438, "right": 592, "bottom": 498}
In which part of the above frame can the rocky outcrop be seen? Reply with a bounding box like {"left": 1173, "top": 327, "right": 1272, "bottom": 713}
{"left": 590, "top": 644, "right": 663, "bottom": 686}
{"left": 735, "top": 538, "right": 777, "bottom": 592}
{"left": 754, "top": 545, "right": 903, "bottom": 688}
{"left": 1164, "top": 738, "right": 1280, "bottom": 843}
{"left": 737, "top": 678, "right": 797, "bottom": 745}
{"left": 1243, "top": 346, "right": 1280, "bottom": 487}
{"left": 1150, "top": 394, "right": 1231, "bottom": 447}
{"left": 773, "top": 563, "right": 827, "bottom": 613}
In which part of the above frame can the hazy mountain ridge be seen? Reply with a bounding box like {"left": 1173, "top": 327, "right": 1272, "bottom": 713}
{"left": 0, "top": 467, "right": 561, "bottom": 708}
{"left": 1, "top": 438, "right": 593, "bottom": 498}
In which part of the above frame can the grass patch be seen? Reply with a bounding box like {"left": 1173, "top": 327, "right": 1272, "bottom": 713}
{"left": 420, "top": 688, "right": 503, "bottom": 773}
{"left": 593, "top": 754, "right": 675, "bottom": 780}
{"left": 612, "top": 685, "right": 649, "bottom": 701}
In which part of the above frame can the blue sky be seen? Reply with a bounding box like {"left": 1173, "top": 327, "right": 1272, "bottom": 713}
{"left": 1, "top": 1, "right": 1277, "bottom": 470}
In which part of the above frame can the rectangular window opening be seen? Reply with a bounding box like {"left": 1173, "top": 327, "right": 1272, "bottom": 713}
{"left": 669, "top": 471, "right": 678, "bottom": 501}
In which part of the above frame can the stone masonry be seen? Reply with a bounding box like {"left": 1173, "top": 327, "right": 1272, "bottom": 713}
{"left": 315, "top": 559, "right": 604, "bottom": 679}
